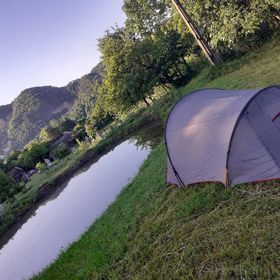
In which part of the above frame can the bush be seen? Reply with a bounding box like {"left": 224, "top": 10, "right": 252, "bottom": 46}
{"left": 73, "top": 124, "right": 87, "bottom": 140}
{"left": 15, "top": 141, "right": 48, "bottom": 171}
{"left": 52, "top": 144, "right": 71, "bottom": 160}
{"left": 35, "top": 162, "right": 46, "bottom": 172}
{"left": 0, "top": 169, "right": 16, "bottom": 203}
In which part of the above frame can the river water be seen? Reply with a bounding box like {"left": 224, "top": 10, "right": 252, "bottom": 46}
{"left": 0, "top": 139, "right": 151, "bottom": 280}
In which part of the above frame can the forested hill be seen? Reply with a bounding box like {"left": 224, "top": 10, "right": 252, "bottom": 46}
{"left": 65, "top": 62, "right": 103, "bottom": 121}
{"left": 0, "top": 63, "right": 102, "bottom": 154}
{"left": 0, "top": 104, "right": 12, "bottom": 156}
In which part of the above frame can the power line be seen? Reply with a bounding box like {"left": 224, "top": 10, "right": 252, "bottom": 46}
{"left": 0, "top": 49, "right": 96, "bottom": 85}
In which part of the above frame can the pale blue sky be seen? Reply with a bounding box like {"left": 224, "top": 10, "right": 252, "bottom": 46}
{"left": 0, "top": 0, "right": 126, "bottom": 106}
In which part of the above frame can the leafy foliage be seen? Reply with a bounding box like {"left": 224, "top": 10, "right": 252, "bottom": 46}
{"left": 95, "top": 26, "right": 193, "bottom": 116}
{"left": 6, "top": 150, "right": 21, "bottom": 169}
{"left": 0, "top": 169, "right": 16, "bottom": 203}
{"left": 72, "top": 123, "right": 87, "bottom": 141}
{"left": 51, "top": 144, "right": 71, "bottom": 160}
{"left": 9, "top": 142, "right": 48, "bottom": 171}
{"left": 172, "top": 0, "right": 280, "bottom": 51}
{"left": 0, "top": 104, "right": 12, "bottom": 155}
{"left": 35, "top": 162, "right": 45, "bottom": 172}
{"left": 0, "top": 160, "right": 6, "bottom": 172}
{"left": 123, "top": 0, "right": 170, "bottom": 36}
{"left": 66, "top": 63, "right": 103, "bottom": 121}
{"left": 39, "top": 126, "right": 61, "bottom": 142}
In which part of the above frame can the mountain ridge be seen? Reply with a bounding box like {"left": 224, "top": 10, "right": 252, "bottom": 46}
{"left": 0, "top": 62, "right": 102, "bottom": 155}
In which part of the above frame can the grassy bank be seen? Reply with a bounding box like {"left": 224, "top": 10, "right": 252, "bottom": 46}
{"left": 31, "top": 39, "right": 280, "bottom": 279}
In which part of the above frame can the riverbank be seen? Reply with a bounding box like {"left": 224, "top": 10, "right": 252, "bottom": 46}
{"left": 0, "top": 139, "right": 152, "bottom": 280}
{"left": 0, "top": 110, "right": 161, "bottom": 241}
{"left": 33, "top": 39, "right": 280, "bottom": 279}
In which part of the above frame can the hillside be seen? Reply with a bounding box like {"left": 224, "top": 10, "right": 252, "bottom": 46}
{"left": 65, "top": 62, "right": 103, "bottom": 121}
{"left": 0, "top": 104, "right": 12, "bottom": 155}
{"left": 8, "top": 86, "right": 76, "bottom": 149}
{"left": 33, "top": 40, "right": 280, "bottom": 279}
{"left": 0, "top": 63, "right": 102, "bottom": 154}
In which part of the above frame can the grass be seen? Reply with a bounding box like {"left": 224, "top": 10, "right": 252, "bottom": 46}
{"left": 30, "top": 38, "right": 280, "bottom": 279}
{"left": 108, "top": 180, "right": 280, "bottom": 279}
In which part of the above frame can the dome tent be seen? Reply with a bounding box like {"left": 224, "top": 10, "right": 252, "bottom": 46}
{"left": 165, "top": 86, "right": 280, "bottom": 188}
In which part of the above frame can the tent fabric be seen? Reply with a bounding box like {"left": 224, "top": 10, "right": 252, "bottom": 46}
{"left": 165, "top": 86, "right": 280, "bottom": 187}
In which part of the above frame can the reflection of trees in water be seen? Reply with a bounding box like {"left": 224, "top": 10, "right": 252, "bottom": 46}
{"left": 130, "top": 122, "right": 163, "bottom": 150}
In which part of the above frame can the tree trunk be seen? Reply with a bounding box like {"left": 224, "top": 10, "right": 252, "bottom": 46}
{"left": 160, "top": 84, "right": 169, "bottom": 93}
{"left": 163, "top": 72, "right": 175, "bottom": 84}
{"left": 180, "top": 54, "right": 188, "bottom": 65}
{"left": 174, "top": 64, "right": 183, "bottom": 78}
{"left": 143, "top": 97, "right": 150, "bottom": 107}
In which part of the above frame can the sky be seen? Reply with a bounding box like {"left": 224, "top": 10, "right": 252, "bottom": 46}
{"left": 0, "top": 0, "right": 126, "bottom": 106}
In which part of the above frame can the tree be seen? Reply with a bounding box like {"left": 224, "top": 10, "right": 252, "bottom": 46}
{"left": 97, "top": 28, "right": 133, "bottom": 114}
{"left": 6, "top": 150, "right": 21, "bottom": 169}
{"left": 0, "top": 169, "right": 16, "bottom": 203}
{"left": 35, "top": 162, "right": 45, "bottom": 172}
{"left": 52, "top": 144, "right": 71, "bottom": 160}
{"left": 57, "top": 118, "right": 76, "bottom": 132}
{"left": 0, "top": 159, "right": 7, "bottom": 173}
{"left": 15, "top": 142, "right": 48, "bottom": 171}
{"left": 123, "top": 0, "right": 171, "bottom": 37}
{"left": 171, "top": 0, "right": 280, "bottom": 51}
{"left": 40, "top": 126, "right": 61, "bottom": 142}
{"left": 97, "top": 27, "right": 193, "bottom": 115}
{"left": 40, "top": 118, "right": 76, "bottom": 142}
{"left": 73, "top": 123, "right": 87, "bottom": 140}
{"left": 85, "top": 123, "right": 97, "bottom": 139}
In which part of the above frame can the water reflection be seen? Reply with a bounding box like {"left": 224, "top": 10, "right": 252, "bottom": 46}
{"left": 130, "top": 121, "right": 163, "bottom": 149}
{"left": 0, "top": 140, "right": 150, "bottom": 280}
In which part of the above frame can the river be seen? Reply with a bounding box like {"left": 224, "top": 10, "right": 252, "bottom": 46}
{"left": 0, "top": 138, "right": 152, "bottom": 280}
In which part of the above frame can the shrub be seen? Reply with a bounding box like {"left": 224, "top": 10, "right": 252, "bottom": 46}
{"left": 35, "top": 162, "right": 46, "bottom": 172}
{"left": 52, "top": 144, "right": 71, "bottom": 160}
{"left": 0, "top": 169, "right": 16, "bottom": 203}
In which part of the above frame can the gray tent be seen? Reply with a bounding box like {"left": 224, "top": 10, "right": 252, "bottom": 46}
{"left": 165, "top": 86, "right": 280, "bottom": 187}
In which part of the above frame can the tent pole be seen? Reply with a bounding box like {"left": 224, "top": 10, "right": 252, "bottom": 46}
{"left": 173, "top": 167, "right": 185, "bottom": 187}
{"left": 171, "top": 0, "right": 222, "bottom": 66}
{"left": 225, "top": 168, "right": 230, "bottom": 188}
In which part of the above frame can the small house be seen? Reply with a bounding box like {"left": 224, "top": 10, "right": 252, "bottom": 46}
{"left": 8, "top": 167, "right": 29, "bottom": 183}
{"left": 27, "top": 169, "right": 37, "bottom": 177}
{"left": 44, "top": 159, "right": 53, "bottom": 166}
{"left": 55, "top": 131, "right": 75, "bottom": 147}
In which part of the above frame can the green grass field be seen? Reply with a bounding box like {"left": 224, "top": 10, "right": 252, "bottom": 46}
{"left": 34, "top": 39, "right": 280, "bottom": 279}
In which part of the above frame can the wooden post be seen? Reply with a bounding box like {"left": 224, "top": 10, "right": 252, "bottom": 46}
{"left": 171, "top": 0, "right": 222, "bottom": 66}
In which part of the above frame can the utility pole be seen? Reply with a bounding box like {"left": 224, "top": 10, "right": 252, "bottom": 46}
{"left": 171, "top": 0, "right": 222, "bottom": 66}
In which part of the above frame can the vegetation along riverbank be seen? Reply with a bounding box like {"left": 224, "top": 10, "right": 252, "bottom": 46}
{"left": 33, "top": 39, "right": 280, "bottom": 279}
{"left": 0, "top": 114, "right": 160, "bottom": 240}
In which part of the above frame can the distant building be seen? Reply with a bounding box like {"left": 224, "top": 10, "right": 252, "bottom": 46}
{"left": 27, "top": 169, "right": 37, "bottom": 177}
{"left": 8, "top": 167, "right": 29, "bottom": 183}
{"left": 44, "top": 159, "right": 53, "bottom": 166}
{"left": 55, "top": 131, "right": 75, "bottom": 147}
